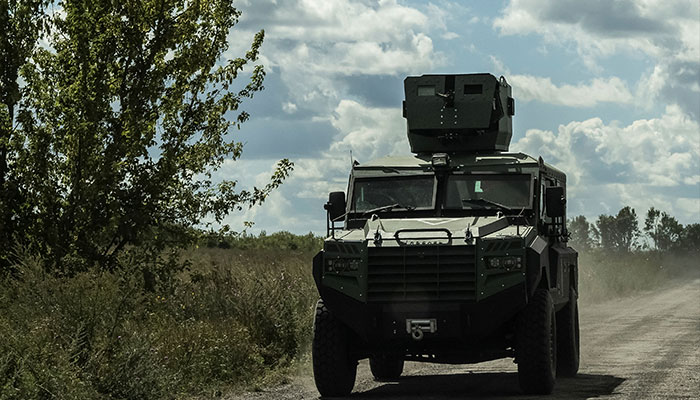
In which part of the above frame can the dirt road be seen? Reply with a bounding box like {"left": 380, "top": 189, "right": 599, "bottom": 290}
{"left": 232, "top": 279, "right": 700, "bottom": 399}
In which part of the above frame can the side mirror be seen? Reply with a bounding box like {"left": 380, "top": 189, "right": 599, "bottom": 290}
{"left": 545, "top": 186, "right": 566, "bottom": 218}
{"left": 324, "top": 191, "right": 346, "bottom": 221}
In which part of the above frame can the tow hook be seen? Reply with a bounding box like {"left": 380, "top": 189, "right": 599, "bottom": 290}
{"left": 406, "top": 319, "right": 437, "bottom": 341}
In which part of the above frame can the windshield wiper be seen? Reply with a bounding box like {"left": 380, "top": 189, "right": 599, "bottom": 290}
{"left": 461, "top": 198, "right": 511, "bottom": 211}
{"left": 362, "top": 203, "right": 416, "bottom": 216}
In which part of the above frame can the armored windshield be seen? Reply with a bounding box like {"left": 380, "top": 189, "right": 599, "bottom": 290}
{"left": 445, "top": 174, "right": 531, "bottom": 210}
{"left": 352, "top": 176, "right": 435, "bottom": 213}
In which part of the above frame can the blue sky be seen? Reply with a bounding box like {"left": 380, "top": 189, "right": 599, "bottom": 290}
{"left": 215, "top": 0, "right": 699, "bottom": 234}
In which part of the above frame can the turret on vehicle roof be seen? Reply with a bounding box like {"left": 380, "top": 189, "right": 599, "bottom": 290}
{"left": 403, "top": 73, "right": 515, "bottom": 154}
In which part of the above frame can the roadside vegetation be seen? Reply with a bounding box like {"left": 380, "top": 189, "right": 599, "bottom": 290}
{"left": 0, "top": 0, "right": 300, "bottom": 398}
{"left": 569, "top": 207, "right": 700, "bottom": 302}
{"left": 0, "top": 232, "right": 321, "bottom": 399}
{"left": 2, "top": 209, "right": 697, "bottom": 398}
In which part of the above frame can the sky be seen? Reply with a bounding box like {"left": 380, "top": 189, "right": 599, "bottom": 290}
{"left": 215, "top": 0, "right": 700, "bottom": 235}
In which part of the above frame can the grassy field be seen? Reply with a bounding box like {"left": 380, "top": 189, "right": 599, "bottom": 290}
{"left": 0, "top": 233, "right": 321, "bottom": 399}
{"left": 1, "top": 233, "right": 696, "bottom": 399}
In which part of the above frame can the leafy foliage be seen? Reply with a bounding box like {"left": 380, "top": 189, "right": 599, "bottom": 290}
{"left": 1, "top": 0, "right": 292, "bottom": 272}
{"left": 644, "top": 207, "right": 683, "bottom": 251}
{"left": 592, "top": 206, "right": 640, "bottom": 252}
{"left": 679, "top": 223, "right": 700, "bottom": 252}
{"left": 201, "top": 230, "right": 323, "bottom": 252}
{"left": 568, "top": 215, "right": 594, "bottom": 250}
{"left": 0, "top": 0, "right": 50, "bottom": 269}
{"left": 571, "top": 206, "right": 698, "bottom": 253}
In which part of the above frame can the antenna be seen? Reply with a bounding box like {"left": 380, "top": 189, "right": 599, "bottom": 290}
{"left": 350, "top": 149, "right": 353, "bottom": 169}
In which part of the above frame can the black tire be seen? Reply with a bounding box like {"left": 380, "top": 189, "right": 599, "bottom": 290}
{"left": 556, "top": 288, "right": 580, "bottom": 377}
{"left": 369, "top": 355, "right": 404, "bottom": 381}
{"left": 312, "top": 299, "right": 357, "bottom": 397}
{"left": 517, "top": 288, "right": 557, "bottom": 395}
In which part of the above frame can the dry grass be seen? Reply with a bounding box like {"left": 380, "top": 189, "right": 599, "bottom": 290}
{"left": 0, "top": 237, "right": 321, "bottom": 399}
{"left": 578, "top": 249, "right": 699, "bottom": 304}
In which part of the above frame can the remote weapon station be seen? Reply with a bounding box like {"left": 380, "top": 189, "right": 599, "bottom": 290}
{"left": 312, "top": 73, "right": 579, "bottom": 396}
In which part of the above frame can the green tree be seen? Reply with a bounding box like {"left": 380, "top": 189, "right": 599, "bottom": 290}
{"left": 643, "top": 207, "right": 684, "bottom": 251}
{"left": 593, "top": 214, "right": 614, "bottom": 250}
{"left": 568, "top": 215, "right": 594, "bottom": 250}
{"left": 3, "top": 0, "right": 292, "bottom": 271}
{"left": 679, "top": 223, "right": 700, "bottom": 253}
{"left": 594, "top": 206, "right": 639, "bottom": 252}
{"left": 0, "top": 0, "right": 49, "bottom": 267}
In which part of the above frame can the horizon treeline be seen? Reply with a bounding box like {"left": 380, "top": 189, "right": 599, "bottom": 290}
{"left": 568, "top": 206, "right": 699, "bottom": 253}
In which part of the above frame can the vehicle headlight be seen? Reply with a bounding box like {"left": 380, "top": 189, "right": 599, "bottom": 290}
{"left": 486, "top": 256, "right": 522, "bottom": 271}
{"left": 325, "top": 258, "right": 361, "bottom": 273}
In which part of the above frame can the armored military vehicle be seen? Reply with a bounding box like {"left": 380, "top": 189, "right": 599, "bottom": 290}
{"left": 311, "top": 73, "right": 579, "bottom": 397}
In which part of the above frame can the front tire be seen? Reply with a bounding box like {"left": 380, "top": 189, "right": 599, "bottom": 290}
{"left": 312, "top": 299, "right": 357, "bottom": 397}
{"left": 369, "top": 355, "right": 404, "bottom": 381}
{"left": 556, "top": 288, "right": 580, "bottom": 377}
{"left": 517, "top": 289, "right": 557, "bottom": 394}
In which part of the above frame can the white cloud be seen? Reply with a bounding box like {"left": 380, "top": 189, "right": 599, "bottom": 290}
{"left": 512, "top": 105, "right": 700, "bottom": 222}
{"left": 510, "top": 75, "right": 634, "bottom": 107}
{"left": 231, "top": 0, "right": 444, "bottom": 116}
{"left": 490, "top": 56, "right": 635, "bottom": 108}
{"left": 328, "top": 100, "right": 408, "bottom": 161}
{"left": 493, "top": 0, "right": 697, "bottom": 60}
{"left": 493, "top": 0, "right": 700, "bottom": 117}
{"left": 489, "top": 55, "right": 508, "bottom": 76}
{"left": 676, "top": 197, "right": 700, "bottom": 217}
{"left": 268, "top": 0, "right": 429, "bottom": 43}
{"left": 282, "top": 102, "right": 297, "bottom": 114}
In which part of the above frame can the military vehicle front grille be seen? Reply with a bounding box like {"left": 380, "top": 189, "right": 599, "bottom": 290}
{"left": 367, "top": 245, "right": 476, "bottom": 302}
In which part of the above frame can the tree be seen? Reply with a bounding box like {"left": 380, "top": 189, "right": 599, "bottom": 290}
{"left": 593, "top": 214, "right": 615, "bottom": 250}
{"left": 0, "top": 0, "right": 50, "bottom": 268}
{"left": 594, "top": 207, "right": 639, "bottom": 252}
{"left": 643, "top": 207, "right": 684, "bottom": 251}
{"left": 2, "top": 0, "right": 292, "bottom": 271}
{"left": 568, "top": 215, "right": 594, "bottom": 250}
{"left": 679, "top": 223, "right": 700, "bottom": 253}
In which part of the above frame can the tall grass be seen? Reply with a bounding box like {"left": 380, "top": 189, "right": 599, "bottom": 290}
{"left": 0, "top": 234, "right": 321, "bottom": 399}
{"left": 578, "top": 249, "right": 699, "bottom": 303}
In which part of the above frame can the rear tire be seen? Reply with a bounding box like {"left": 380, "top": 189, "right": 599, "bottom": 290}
{"left": 556, "top": 288, "right": 580, "bottom": 377}
{"left": 369, "top": 355, "right": 404, "bottom": 381}
{"left": 312, "top": 299, "right": 357, "bottom": 397}
{"left": 517, "top": 289, "right": 557, "bottom": 394}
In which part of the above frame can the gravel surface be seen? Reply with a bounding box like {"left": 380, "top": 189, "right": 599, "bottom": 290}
{"left": 230, "top": 278, "right": 700, "bottom": 399}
